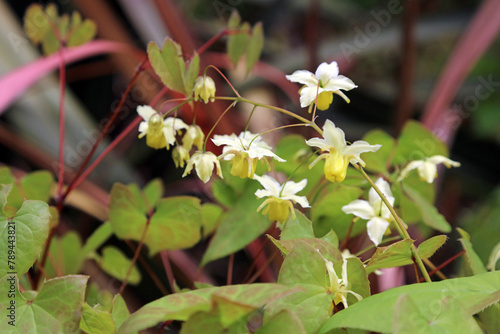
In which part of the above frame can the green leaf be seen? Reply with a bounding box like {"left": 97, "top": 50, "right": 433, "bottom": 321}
{"left": 487, "top": 241, "right": 500, "bottom": 271}
{"left": 80, "top": 302, "right": 117, "bottom": 334}
{"left": 147, "top": 39, "right": 186, "bottom": 94}
{"left": 0, "top": 184, "right": 11, "bottom": 209}
{"left": 117, "top": 283, "right": 299, "bottom": 334}
{"left": 417, "top": 235, "right": 447, "bottom": 259}
{"left": 67, "top": 19, "right": 97, "bottom": 47}
{"left": 146, "top": 196, "right": 202, "bottom": 254}
{"left": 98, "top": 246, "right": 141, "bottom": 285}
{"left": 321, "top": 230, "right": 339, "bottom": 248}
{"left": 280, "top": 210, "right": 315, "bottom": 241}
{"left": 45, "top": 231, "right": 83, "bottom": 277}
{"left": 108, "top": 183, "right": 148, "bottom": 240}
{"left": 319, "top": 271, "right": 500, "bottom": 334}
{"left": 457, "top": 228, "right": 487, "bottom": 275}
{"left": 365, "top": 239, "right": 414, "bottom": 274}
{"left": 42, "top": 28, "right": 61, "bottom": 55}
{"left": 179, "top": 302, "right": 248, "bottom": 334}
{"left": 111, "top": 294, "right": 131, "bottom": 330}
{"left": 184, "top": 53, "right": 200, "bottom": 95}
{"left": 24, "top": 4, "right": 50, "bottom": 44}
{"left": 201, "top": 203, "right": 223, "bottom": 238}
{"left": 257, "top": 310, "right": 306, "bottom": 334}
{"left": 80, "top": 222, "right": 113, "bottom": 259}
{"left": 201, "top": 181, "right": 271, "bottom": 266}
{"left": 311, "top": 184, "right": 364, "bottom": 238}
{"left": 227, "top": 11, "right": 249, "bottom": 66}
{"left": 392, "top": 120, "right": 449, "bottom": 166}
{"left": 246, "top": 22, "right": 264, "bottom": 73}
{"left": 393, "top": 295, "right": 482, "bottom": 334}
{"left": 361, "top": 129, "right": 395, "bottom": 175}
{"left": 0, "top": 200, "right": 50, "bottom": 277}
{"left": 0, "top": 275, "right": 88, "bottom": 333}
{"left": 20, "top": 170, "right": 54, "bottom": 203}
{"left": 404, "top": 185, "right": 451, "bottom": 232}
{"left": 142, "top": 179, "right": 163, "bottom": 211}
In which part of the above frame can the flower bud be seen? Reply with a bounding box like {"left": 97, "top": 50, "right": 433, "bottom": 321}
{"left": 183, "top": 125, "right": 205, "bottom": 151}
{"left": 193, "top": 76, "right": 216, "bottom": 103}
{"left": 172, "top": 145, "right": 190, "bottom": 168}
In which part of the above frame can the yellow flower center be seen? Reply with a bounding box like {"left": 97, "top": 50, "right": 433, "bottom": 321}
{"left": 316, "top": 91, "right": 334, "bottom": 110}
{"left": 230, "top": 154, "right": 258, "bottom": 179}
{"left": 324, "top": 150, "right": 349, "bottom": 183}
{"left": 257, "top": 197, "right": 295, "bottom": 222}
{"left": 146, "top": 114, "right": 167, "bottom": 149}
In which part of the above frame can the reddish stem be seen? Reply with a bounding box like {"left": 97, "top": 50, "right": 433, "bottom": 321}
{"left": 118, "top": 217, "right": 151, "bottom": 295}
{"left": 196, "top": 29, "right": 228, "bottom": 56}
{"left": 227, "top": 253, "right": 235, "bottom": 285}
{"left": 61, "top": 57, "right": 148, "bottom": 203}
{"left": 419, "top": 250, "right": 466, "bottom": 283}
{"left": 160, "top": 251, "right": 176, "bottom": 293}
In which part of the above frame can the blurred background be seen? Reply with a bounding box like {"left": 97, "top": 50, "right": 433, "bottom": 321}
{"left": 1, "top": 0, "right": 499, "bottom": 316}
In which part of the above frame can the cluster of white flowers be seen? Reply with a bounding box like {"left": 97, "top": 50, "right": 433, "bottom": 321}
{"left": 136, "top": 61, "right": 461, "bottom": 243}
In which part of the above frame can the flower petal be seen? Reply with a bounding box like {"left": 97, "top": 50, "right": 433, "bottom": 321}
{"left": 366, "top": 217, "right": 390, "bottom": 246}
{"left": 427, "top": 155, "right": 461, "bottom": 168}
{"left": 322, "top": 120, "right": 346, "bottom": 152}
{"left": 315, "top": 61, "right": 339, "bottom": 84}
{"left": 418, "top": 161, "right": 438, "bottom": 184}
{"left": 344, "top": 141, "right": 381, "bottom": 165}
{"left": 253, "top": 174, "right": 281, "bottom": 197}
{"left": 323, "top": 75, "right": 357, "bottom": 92}
{"left": 397, "top": 160, "right": 424, "bottom": 182}
{"left": 342, "top": 199, "right": 375, "bottom": 220}
{"left": 282, "top": 178, "right": 307, "bottom": 196}
{"left": 305, "top": 137, "right": 328, "bottom": 150}
{"left": 299, "top": 86, "right": 324, "bottom": 108}
{"left": 286, "top": 70, "right": 318, "bottom": 87}
{"left": 137, "top": 105, "right": 157, "bottom": 121}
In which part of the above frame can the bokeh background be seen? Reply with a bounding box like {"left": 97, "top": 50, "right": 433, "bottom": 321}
{"left": 1, "top": 0, "right": 499, "bottom": 317}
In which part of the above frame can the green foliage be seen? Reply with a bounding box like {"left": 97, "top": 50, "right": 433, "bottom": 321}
{"left": 24, "top": 4, "right": 96, "bottom": 55}
{"left": 457, "top": 228, "right": 487, "bottom": 275}
{"left": 361, "top": 129, "right": 396, "bottom": 175}
{"left": 0, "top": 199, "right": 50, "bottom": 277}
{"left": 117, "top": 284, "right": 299, "bottom": 334}
{"left": 97, "top": 246, "right": 141, "bottom": 285}
{"left": 0, "top": 275, "right": 88, "bottom": 333}
{"left": 109, "top": 183, "right": 202, "bottom": 255}
{"left": 404, "top": 185, "right": 451, "bottom": 232}
{"left": 147, "top": 39, "right": 199, "bottom": 95}
{"left": 319, "top": 271, "right": 500, "bottom": 333}
{"left": 226, "top": 10, "right": 264, "bottom": 74}
{"left": 201, "top": 178, "right": 271, "bottom": 265}
{"left": 79, "top": 294, "right": 131, "bottom": 334}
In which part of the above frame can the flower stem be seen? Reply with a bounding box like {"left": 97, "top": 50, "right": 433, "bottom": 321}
{"left": 203, "top": 101, "right": 237, "bottom": 152}
{"left": 355, "top": 165, "right": 432, "bottom": 283}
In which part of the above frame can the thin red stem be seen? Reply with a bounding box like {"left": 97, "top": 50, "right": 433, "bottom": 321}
{"left": 227, "top": 253, "right": 235, "bottom": 285}
{"left": 419, "top": 250, "right": 465, "bottom": 283}
{"left": 196, "top": 29, "right": 228, "bottom": 56}
{"left": 118, "top": 217, "right": 151, "bottom": 295}
{"left": 207, "top": 65, "right": 240, "bottom": 97}
{"left": 160, "top": 251, "right": 176, "bottom": 293}
{"left": 61, "top": 58, "right": 148, "bottom": 203}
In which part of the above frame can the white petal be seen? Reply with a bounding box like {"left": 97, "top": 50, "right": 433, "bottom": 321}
{"left": 212, "top": 134, "right": 239, "bottom": 148}
{"left": 286, "top": 70, "right": 318, "bottom": 87}
{"left": 427, "top": 155, "right": 461, "bottom": 168}
{"left": 368, "top": 178, "right": 394, "bottom": 219}
{"left": 162, "top": 127, "right": 176, "bottom": 145}
{"left": 397, "top": 160, "right": 424, "bottom": 182}
{"left": 315, "top": 61, "right": 339, "bottom": 83}
{"left": 305, "top": 137, "right": 328, "bottom": 150}
{"left": 247, "top": 147, "right": 286, "bottom": 162}
{"left": 366, "top": 217, "right": 390, "bottom": 246}
{"left": 343, "top": 141, "right": 381, "bottom": 165}
{"left": 299, "top": 86, "right": 324, "bottom": 108}
{"left": 164, "top": 117, "right": 188, "bottom": 131}
{"left": 322, "top": 120, "right": 346, "bottom": 151}
{"left": 253, "top": 174, "right": 281, "bottom": 197}
{"left": 286, "top": 194, "right": 310, "bottom": 208}
{"left": 137, "top": 105, "right": 157, "bottom": 121}
{"left": 282, "top": 179, "right": 307, "bottom": 197}
{"left": 323, "top": 75, "right": 357, "bottom": 92}
{"left": 138, "top": 122, "right": 148, "bottom": 135}
{"left": 342, "top": 200, "right": 375, "bottom": 220}
{"left": 418, "top": 161, "right": 437, "bottom": 183}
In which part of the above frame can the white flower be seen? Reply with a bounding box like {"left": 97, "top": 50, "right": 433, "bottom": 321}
{"left": 212, "top": 131, "right": 285, "bottom": 179}
{"left": 398, "top": 155, "right": 461, "bottom": 184}
{"left": 183, "top": 125, "right": 204, "bottom": 151}
{"left": 342, "top": 178, "right": 395, "bottom": 246}
{"left": 137, "top": 105, "right": 188, "bottom": 150}
{"left": 254, "top": 174, "right": 309, "bottom": 222}
{"left": 182, "top": 151, "right": 222, "bottom": 183}
{"left": 193, "top": 76, "right": 216, "bottom": 103}
{"left": 286, "top": 61, "right": 357, "bottom": 111}
{"left": 306, "top": 120, "right": 381, "bottom": 183}
{"left": 318, "top": 250, "right": 363, "bottom": 309}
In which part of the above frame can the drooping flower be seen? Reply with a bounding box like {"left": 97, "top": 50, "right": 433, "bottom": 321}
{"left": 318, "top": 250, "right": 363, "bottom": 309}
{"left": 342, "top": 178, "right": 395, "bottom": 246}
{"left": 183, "top": 124, "right": 204, "bottom": 151}
{"left": 254, "top": 174, "right": 309, "bottom": 223}
{"left": 306, "top": 120, "right": 381, "bottom": 183}
{"left": 137, "top": 105, "right": 188, "bottom": 150}
{"left": 172, "top": 145, "right": 190, "bottom": 168}
{"left": 182, "top": 151, "right": 222, "bottom": 183}
{"left": 193, "top": 76, "right": 216, "bottom": 103}
{"left": 212, "top": 132, "right": 285, "bottom": 179}
{"left": 397, "top": 155, "right": 461, "bottom": 184}
{"left": 286, "top": 61, "right": 357, "bottom": 111}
